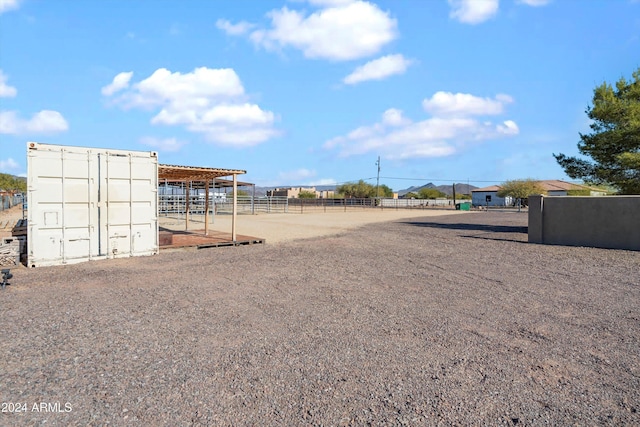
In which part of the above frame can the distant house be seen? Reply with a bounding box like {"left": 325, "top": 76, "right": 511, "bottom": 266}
{"left": 471, "top": 180, "right": 606, "bottom": 207}
{"left": 536, "top": 180, "right": 607, "bottom": 196}
{"left": 266, "top": 187, "right": 335, "bottom": 198}
{"left": 471, "top": 185, "right": 513, "bottom": 207}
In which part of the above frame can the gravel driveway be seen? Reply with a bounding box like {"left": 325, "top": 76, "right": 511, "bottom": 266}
{"left": 1, "top": 212, "right": 639, "bottom": 426}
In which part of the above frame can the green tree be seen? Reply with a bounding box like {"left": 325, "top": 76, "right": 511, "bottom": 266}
{"left": 0, "top": 173, "right": 26, "bottom": 193}
{"left": 337, "top": 180, "right": 394, "bottom": 198}
{"left": 337, "top": 180, "right": 373, "bottom": 198}
{"left": 418, "top": 188, "right": 446, "bottom": 199}
{"left": 497, "top": 179, "right": 546, "bottom": 209}
{"left": 377, "top": 184, "right": 394, "bottom": 198}
{"left": 298, "top": 190, "right": 317, "bottom": 199}
{"left": 404, "top": 192, "right": 419, "bottom": 199}
{"left": 554, "top": 67, "right": 640, "bottom": 194}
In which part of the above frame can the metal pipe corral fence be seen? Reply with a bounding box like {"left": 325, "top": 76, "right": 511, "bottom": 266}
{"left": 0, "top": 194, "right": 23, "bottom": 213}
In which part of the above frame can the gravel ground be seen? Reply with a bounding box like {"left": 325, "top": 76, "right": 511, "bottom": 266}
{"left": 1, "top": 212, "right": 639, "bottom": 426}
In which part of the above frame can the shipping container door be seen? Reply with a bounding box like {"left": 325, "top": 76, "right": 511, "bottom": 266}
{"left": 27, "top": 147, "right": 99, "bottom": 266}
{"left": 101, "top": 152, "right": 158, "bottom": 258}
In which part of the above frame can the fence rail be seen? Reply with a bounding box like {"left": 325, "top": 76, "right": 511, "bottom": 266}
{"left": 284, "top": 197, "right": 462, "bottom": 213}
{"left": 379, "top": 198, "right": 455, "bottom": 208}
{"left": 158, "top": 195, "right": 290, "bottom": 217}
{"left": 218, "top": 196, "right": 289, "bottom": 214}
{"left": 158, "top": 194, "right": 477, "bottom": 217}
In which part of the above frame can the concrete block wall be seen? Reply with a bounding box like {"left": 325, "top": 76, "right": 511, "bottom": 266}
{"left": 528, "top": 195, "right": 640, "bottom": 251}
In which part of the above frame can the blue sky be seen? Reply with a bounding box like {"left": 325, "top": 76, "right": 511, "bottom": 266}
{"left": 1, "top": 0, "right": 639, "bottom": 190}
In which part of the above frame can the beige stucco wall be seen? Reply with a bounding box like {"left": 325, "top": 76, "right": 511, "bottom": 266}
{"left": 528, "top": 195, "right": 640, "bottom": 251}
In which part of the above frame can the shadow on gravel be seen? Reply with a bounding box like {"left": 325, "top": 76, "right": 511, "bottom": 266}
{"left": 401, "top": 221, "right": 529, "bottom": 243}
{"left": 401, "top": 221, "right": 528, "bottom": 234}
{"left": 461, "top": 234, "right": 529, "bottom": 244}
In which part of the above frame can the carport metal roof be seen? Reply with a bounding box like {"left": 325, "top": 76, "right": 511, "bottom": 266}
{"left": 159, "top": 164, "right": 246, "bottom": 181}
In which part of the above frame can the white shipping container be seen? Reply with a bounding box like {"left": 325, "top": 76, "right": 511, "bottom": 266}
{"left": 27, "top": 142, "right": 159, "bottom": 267}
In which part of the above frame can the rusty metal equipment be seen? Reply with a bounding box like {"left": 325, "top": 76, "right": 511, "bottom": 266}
{"left": 1, "top": 268, "right": 12, "bottom": 289}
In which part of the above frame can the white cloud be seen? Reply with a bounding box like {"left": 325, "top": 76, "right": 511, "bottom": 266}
{"left": 277, "top": 168, "right": 317, "bottom": 182}
{"left": 216, "top": 19, "right": 256, "bottom": 36}
{"left": 139, "top": 136, "right": 187, "bottom": 152}
{"left": 324, "top": 92, "right": 518, "bottom": 159}
{"left": 105, "top": 67, "right": 279, "bottom": 147}
{"left": 0, "top": 0, "right": 21, "bottom": 14}
{"left": 307, "top": 0, "right": 355, "bottom": 6}
{"left": 448, "top": 0, "right": 499, "bottom": 24}
{"left": 309, "top": 178, "right": 337, "bottom": 186}
{"left": 381, "top": 108, "right": 411, "bottom": 126}
{"left": 422, "top": 92, "right": 513, "bottom": 117}
{"left": 497, "top": 120, "right": 519, "bottom": 135}
{"left": 101, "top": 71, "right": 133, "bottom": 96}
{"left": 343, "top": 54, "right": 412, "bottom": 85}
{"left": 517, "top": 0, "right": 551, "bottom": 5}
{"left": 0, "top": 110, "right": 69, "bottom": 135}
{"left": 231, "top": 0, "right": 397, "bottom": 61}
{"left": 0, "top": 70, "right": 17, "bottom": 97}
{"left": 0, "top": 157, "right": 19, "bottom": 171}
{"left": 0, "top": 71, "right": 68, "bottom": 135}
{"left": 271, "top": 169, "right": 337, "bottom": 186}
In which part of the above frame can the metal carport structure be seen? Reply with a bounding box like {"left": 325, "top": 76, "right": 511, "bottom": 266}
{"left": 158, "top": 164, "right": 247, "bottom": 241}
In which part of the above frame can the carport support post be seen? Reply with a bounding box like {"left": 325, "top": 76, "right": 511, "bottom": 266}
{"left": 185, "top": 180, "right": 190, "bottom": 231}
{"left": 251, "top": 184, "right": 255, "bottom": 215}
{"left": 204, "top": 180, "right": 210, "bottom": 236}
{"left": 232, "top": 174, "right": 237, "bottom": 242}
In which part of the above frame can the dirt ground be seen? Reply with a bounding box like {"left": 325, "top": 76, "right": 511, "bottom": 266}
{"left": 1, "top": 211, "right": 639, "bottom": 426}
{"left": 160, "top": 208, "right": 469, "bottom": 244}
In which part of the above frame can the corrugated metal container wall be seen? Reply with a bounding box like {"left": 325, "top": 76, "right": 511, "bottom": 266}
{"left": 27, "top": 142, "right": 159, "bottom": 267}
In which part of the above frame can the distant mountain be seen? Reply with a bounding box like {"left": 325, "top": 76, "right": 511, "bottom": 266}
{"left": 397, "top": 183, "right": 478, "bottom": 197}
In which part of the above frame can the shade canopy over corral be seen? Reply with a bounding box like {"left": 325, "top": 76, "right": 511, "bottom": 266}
{"left": 158, "top": 164, "right": 248, "bottom": 241}
{"left": 158, "top": 164, "right": 246, "bottom": 182}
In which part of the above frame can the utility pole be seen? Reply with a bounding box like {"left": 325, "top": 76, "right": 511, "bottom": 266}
{"left": 375, "top": 156, "right": 381, "bottom": 199}
{"left": 452, "top": 183, "right": 457, "bottom": 206}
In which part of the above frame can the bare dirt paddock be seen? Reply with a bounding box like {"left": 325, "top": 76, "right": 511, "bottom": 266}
{"left": 1, "top": 212, "right": 639, "bottom": 426}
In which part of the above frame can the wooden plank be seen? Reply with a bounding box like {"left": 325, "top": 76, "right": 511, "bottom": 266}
{"left": 11, "top": 219, "right": 27, "bottom": 236}
{"left": 197, "top": 238, "right": 265, "bottom": 249}
{"left": 0, "top": 238, "right": 20, "bottom": 266}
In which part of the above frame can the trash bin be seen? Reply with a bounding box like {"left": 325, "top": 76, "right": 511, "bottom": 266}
{"left": 456, "top": 202, "right": 471, "bottom": 211}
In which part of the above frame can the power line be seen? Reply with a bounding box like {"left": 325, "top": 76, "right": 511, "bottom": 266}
{"left": 378, "top": 176, "right": 583, "bottom": 184}
{"left": 379, "top": 176, "right": 499, "bottom": 183}
{"left": 294, "top": 176, "right": 584, "bottom": 188}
